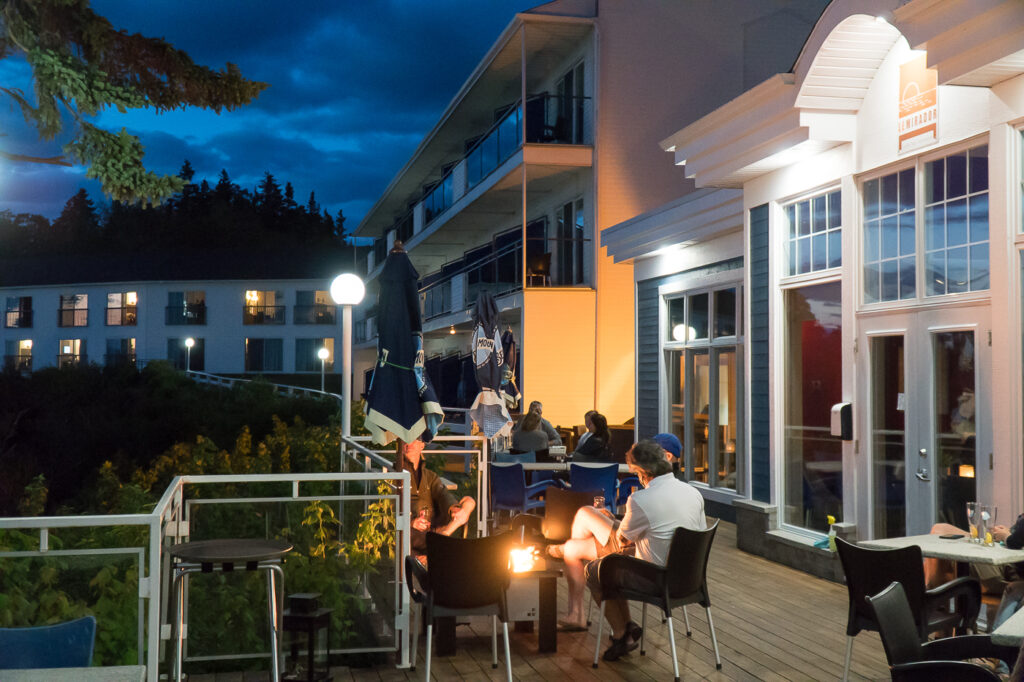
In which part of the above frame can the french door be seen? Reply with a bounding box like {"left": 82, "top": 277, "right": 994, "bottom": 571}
{"left": 860, "top": 304, "right": 990, "bottom": 538}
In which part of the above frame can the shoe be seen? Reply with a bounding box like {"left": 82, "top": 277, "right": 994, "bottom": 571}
{"left": 602, "top": 633, "right": 639, "bottom": 661}
{"left": 546, "top": 544, "right": 565, "bottom": 560}
{"left": 627, "top": 621, "right": 643, "bottom": 642}
{"left": 557, "top": 619, "right": 587, "bottom": 632}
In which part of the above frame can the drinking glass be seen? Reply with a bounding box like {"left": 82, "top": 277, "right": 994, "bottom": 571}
{"left": 981, "top": 505, "right": 997, "bottom": 546}
{"left": 593, "top": 496, "right": 605, "bottom": 509}
{"left": 966, "top": 501, "right": 979, "bottom": 543}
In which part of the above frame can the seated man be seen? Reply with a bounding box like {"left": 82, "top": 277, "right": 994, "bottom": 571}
{"left": 400, "top": 438, "right": 476, "bottom": 559}
{"left": 546, "top": 439, "right": 706, "bottom": 660}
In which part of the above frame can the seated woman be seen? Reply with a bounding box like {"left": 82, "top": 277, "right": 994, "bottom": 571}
{"left": 511, "top": 406, "right": 549, "bottom": 453}
{"left": 570, "top": 412, "right": 613, "bottom": 463}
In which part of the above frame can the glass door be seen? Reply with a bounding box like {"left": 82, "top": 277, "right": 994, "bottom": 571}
{"left": 862, "top": 305, "right": 990, "bottom": 537}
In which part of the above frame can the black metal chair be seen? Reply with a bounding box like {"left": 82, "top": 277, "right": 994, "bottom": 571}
{"left": 405, "top": 531, "right": 514, "bottom": 681}
{"left": 866, "top": 581, "right": 1017, "bottom": 681}
{"left": 591, "top": 521, "right": 721, "bottom": 680}
{"left": 835, "top": 537, "right": 981, "bottom": 681}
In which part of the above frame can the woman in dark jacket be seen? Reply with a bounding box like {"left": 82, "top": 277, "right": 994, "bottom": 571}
{"left": 570, "top": 412, "right": 614, "bottom": 463}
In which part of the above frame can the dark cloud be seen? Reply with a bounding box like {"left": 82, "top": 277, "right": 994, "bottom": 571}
{"left": 0, "top": 1, "right": 530, "bottom": 221}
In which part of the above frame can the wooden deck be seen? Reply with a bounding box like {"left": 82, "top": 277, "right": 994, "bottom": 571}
{"left": 195, "top": 522, "right": 891, "bottom": 681}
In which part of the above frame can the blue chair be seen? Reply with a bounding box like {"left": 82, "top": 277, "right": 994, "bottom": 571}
{"left": 0, "top": 615, "right": 97, "bottom": 669}
{"left": 489, "top": 463, "right": 547, "bottom": 522}
{"left": 616, "top": 475, "right": 642, "bottom": 509}
{"left": 569, "top": 463, "right": 619, "bottom": 513}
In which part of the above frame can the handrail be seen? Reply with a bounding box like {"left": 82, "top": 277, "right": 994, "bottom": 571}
{"left": 419, "top": 239, "right": 522, "bottom": 295}
{"left": 186, "top": 370, "right": 341, "bottom": 402}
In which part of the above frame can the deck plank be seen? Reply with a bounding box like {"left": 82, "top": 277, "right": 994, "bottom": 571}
{"left": 213, "top": 521, "right": 889, "bottom": 681}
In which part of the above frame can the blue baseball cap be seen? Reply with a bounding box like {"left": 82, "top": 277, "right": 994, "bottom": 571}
{"left": 652, "top": 433, "right": 682, "bottom": 460}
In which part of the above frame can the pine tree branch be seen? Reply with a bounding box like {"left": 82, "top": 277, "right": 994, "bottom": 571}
{"left": 0, "top": 149, "right": 71, "bottom": 165}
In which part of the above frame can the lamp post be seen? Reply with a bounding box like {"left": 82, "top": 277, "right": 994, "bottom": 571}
{"left": 318, "top": 346, "right": 329, "bottom": 393}
{"left": 184, "top": 337, "right": 195, "bottom": 373}
{"left": 330, "top": 273, "right": 365, "bottom": 437}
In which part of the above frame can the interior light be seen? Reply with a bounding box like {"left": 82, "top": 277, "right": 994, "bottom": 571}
{"left": 959, "top": 464, "right": 975, "bottom": 479}
{"left": 22, "top": 340, "right": 32, "bottom": 349}
{"left": 449, "top": 325, "right": 456, "bottom": 335}
{"left": 126, "top": 292, "right": 138, "bottom": 305}
{"left": 245, "top": 290, "right": 259, "bottom": 304}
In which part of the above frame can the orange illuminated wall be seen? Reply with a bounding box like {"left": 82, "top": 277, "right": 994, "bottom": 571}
{"left": 521, "top": 288, "right": 597, "bottom": 431}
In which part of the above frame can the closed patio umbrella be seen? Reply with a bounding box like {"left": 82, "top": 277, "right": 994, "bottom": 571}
{"left": 364, "top": 248, "right": 443, "bottom": 445}
{"left": 467, "top": 291, "right": 514, "bottom": 438}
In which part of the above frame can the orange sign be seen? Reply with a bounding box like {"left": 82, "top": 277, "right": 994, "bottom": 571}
{"left": 898, "top": 54, "right": 937, "bottom": 152}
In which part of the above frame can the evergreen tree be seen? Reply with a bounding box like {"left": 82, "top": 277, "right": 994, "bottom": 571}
{"left": 283, "top": 181, "right": 297, "bottom": 212}
{"left": 0, "top": 0, "right": 266, "bottom": 204}
{"left": 52, "top": 189, "right": 99, "bottom": 246}
{"left": 178, "top": 160, "right": 196, "bottom": 182}
{"left": 306, "top": 191, "right": 320, "bottom": 217}
{"left": 335, "top": 209, "right": 347, "bottom": 241}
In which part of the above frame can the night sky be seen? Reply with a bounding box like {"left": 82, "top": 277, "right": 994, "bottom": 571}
{"left": 0, "top": 1, "right": 528, "bottom": 223}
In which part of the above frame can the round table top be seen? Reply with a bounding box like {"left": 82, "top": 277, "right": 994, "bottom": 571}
{"left": 169, "top": 538, "right": 293, "bottom": 563}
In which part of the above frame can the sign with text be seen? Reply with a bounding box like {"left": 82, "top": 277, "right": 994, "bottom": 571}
{"left": 898, "top": 54, "right": 938, "bottom": 152}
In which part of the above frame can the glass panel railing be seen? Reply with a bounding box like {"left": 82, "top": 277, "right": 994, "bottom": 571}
{"left": 466, "top": 104, "right": 521, "bottom": 191}
{"left": 424, "top": 173, "right": 454, "bottom": 224}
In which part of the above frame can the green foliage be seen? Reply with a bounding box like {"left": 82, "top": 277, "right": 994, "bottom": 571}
{"left": 1, "top": 0, "right": 267, "bottom": 203}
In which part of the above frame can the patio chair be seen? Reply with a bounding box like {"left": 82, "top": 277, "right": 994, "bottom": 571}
{"left": 569, "top": 463, "right": 619, "bottom": 514}
{"left": 616, "top": 475, "right": 641, "bottom": 509}
{"left": 591, "top": 521, "right": 722, "bottom": 680}
{"left": 835, "top": 537, "right": 981, "bottom": 681}
{"left": 489, "top": 462, "right": 547, "bottom": 526}
{"left": 405, "top": 532, "right": 514, "bottom": 681}
{"left": 866, "top": 581, "right": 1017, "bottom": 681}
{"left": 0, "top": 615, "right": 97, "bottom": 669}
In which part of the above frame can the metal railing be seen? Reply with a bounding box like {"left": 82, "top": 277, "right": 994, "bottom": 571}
{"left": 165, "top": 304, "right": 207, "bottom": 326}
{"left": 104, "top": 352, "right": 137, "bottom": 367}
{"left": 293, "top": 304, "right": 337, "bottom": 325}
{"left": 3, "top": 354, "right": 32, "bottom": 372}
{"left": 243, "top": 305, "right": 286, "bottom": 325}
{"left": 106, "top": 306, "right": 138, "bottom": 326}
{"left": 57, "top": 353, "right": 86, "bottom": 367}
{"left": 57, "top": 309, "right": 88, "bottom": 327}
{"left": 5, "top": 310, "right": 33, "bottom": 328}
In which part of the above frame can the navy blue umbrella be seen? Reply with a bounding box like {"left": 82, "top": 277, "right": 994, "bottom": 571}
{"left": 364, "top": 250, "right": 443, "bottom": 444}
{"left": 467, "top": 291, "right": 513, "bottom": 438}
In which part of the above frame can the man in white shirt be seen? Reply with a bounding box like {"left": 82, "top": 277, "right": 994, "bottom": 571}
{"left": 547, "top": 439, "right": 706, "bottom": 660}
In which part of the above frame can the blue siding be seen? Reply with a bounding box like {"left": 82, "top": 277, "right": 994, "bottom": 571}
{"left": 749, "top": 204, "right": 771, "bottom": 503}
{"left": 635, "top": 257, "right": 743, "bottom": 441}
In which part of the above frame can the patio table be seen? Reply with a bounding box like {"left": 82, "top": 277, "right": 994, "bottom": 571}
{"left": 520, "top": 462, "right": 630, "bottom": 474}
{"left": 2, "top": 666, "right": 145, "bottom": 681}
{"left": 992, "top": 605, "right": 1024, "bottom": 646}
{"left": 858, "top": 534, "right": 1024, "bottom": 567}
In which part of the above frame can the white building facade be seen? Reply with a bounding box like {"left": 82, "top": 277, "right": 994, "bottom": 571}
{"left": 1, "top": 279, "right": 341, "bottom": 376}
{"left": 604, "top": 0, "right": 1024, "bottom": 576}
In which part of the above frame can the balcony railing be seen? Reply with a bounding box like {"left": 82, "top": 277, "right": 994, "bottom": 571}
{"left": 466, "top": 102, "right": 522, "bottom": 189}
{"left": 57, "top": 309, "right": 88, "bottom": 327}
{"left": 165, "top": 304, "right": 207, "bottom": 325}
{"left": 4, "top": 310, "right": 32, "bottom": 328}
{"left": 3, "top": 354, "right": 31, "bottom": 372}
{"left": 243, "top": 305, "right": 285, "bottom": 325}
{"left": 294, "top": 304, "right": 337, "bottom": 325}
{"left": 104, "top": 352, "right": 137, "bottom": 367}
{"left": 57, "top": 353, "right": 86, "bottom": 368}
{"left": 106, "top": 306, "right": 138, "bottom": 326}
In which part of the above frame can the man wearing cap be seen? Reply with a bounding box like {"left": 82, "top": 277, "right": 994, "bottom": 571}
{"left": 653, "top": 432, "right": 685, "bottom": 480}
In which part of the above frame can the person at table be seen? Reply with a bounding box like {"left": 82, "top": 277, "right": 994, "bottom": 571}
{"left": 512, "top": 400, "right": 562, "bottom": 450}
{"left": 576, "top": 410, "right": 597, "bottom": 448}
{"left": 569, "top": 411, "right": 613, "bottom": 463}
{"left": 400, "top": 438, "right": 476, "bottom": 559}
{"left": 652, "top": 432, "right": 682, "bottom": 472}
{"left": 545, "top": 439, "right": 706, "bottom": 660}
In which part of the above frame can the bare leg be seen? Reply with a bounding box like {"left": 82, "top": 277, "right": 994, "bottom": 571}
{"left": 558, "top": 507, "right": 615, "bottom": 625}
{"left": 925, "top": 522, "right": 964, "bottom": 587}
{"left": 603, "top": 598, "right": 632, "bottom": 639}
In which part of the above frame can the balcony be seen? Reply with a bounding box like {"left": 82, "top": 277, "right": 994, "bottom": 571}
{"left": 57, "top": 353, "right": 86, "bottom": 368}
{"left": 5, "top": 310, "right": 32, "bottom": 328}
{"left": 369, "top": 94, "right": 592, "bottom": 269}
{"left": 294, "top": 304, "right": 337, "bottom": 325}
{"left": 106, "top": 306, "right": 138, "bottom": 326}
{"left": 243, "top": 305, "right": 285, "bottom": 325}
{"left": 57, "top": 309, "right": 88, "bottom": 327}
{"left": 3, "top": 354, "right": 31, "bottom": 372}
{"left": 104, "top": 352, "right": 137, "bottom": 367}
{"left": 165, "top": 304, "right": 207, "bottom": 325}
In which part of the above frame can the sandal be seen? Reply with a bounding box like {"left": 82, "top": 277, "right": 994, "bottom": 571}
{"left": 557, "top": 619, "right": 587, "bottom": 632}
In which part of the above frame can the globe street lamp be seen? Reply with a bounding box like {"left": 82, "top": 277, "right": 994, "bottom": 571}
{"left": 184, "top": 337, "right": 195, "bottom": 373}
{"left": 317, "top": 346, "right": 330, "bottom": 393}
{"left": 329, "top": 273, "right": 365, "bottom": 437}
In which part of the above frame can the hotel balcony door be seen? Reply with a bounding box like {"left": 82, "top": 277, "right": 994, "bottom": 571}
{"left": 861, "top": 305, "right": 990, "bottom": 538}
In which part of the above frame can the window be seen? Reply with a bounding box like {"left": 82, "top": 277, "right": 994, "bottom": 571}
{"left": 58, "top": 294, "right": 88, "bottom": 327}
{"left": 58, "top": 339, "right": 85, "bottom": 367}
{"left": 4, "top": 339, "right": 32, "bottom": 372}
{"left": 105, "top": 338, "right": 136, "bottom": 366}
{"left": 555, "top": 199, "right": 588, "bottom": 286}
{"left": 166, "top": 291, "right": 206, "bottom": 325}
{"left": 783, "top": 281, "right": 842, "bottom": 532}
{"left": 245, "top": 338, "right": 282, "bottom": 372}
{"left": 106, "top": 291, "right": 138, "bottom": 326}
{"left": 862, "top": 145, "right": 989, "bottom": 303}
{"left": 664, "top": 284, "right": 742, "bottom": 489}
{"left": 244, "top": 290, "right": 285, "bottom": 324}
{"left": 294, "top": 291, "right": 337, "bottom": 325}
{"left": 5, "top": 296, "right": 32, "bottom": 328}
{"left": 863, "top": 169, "right": 915, "bottom": 302}
{"left": 167, "top": 337, "right": 204, "bottom": 371}
{"left": 785, "top": 189, "right": 841, "bottom": 276}
{"left": 296, "top": 338, "right": 334, "bottom": 372}
{"left": 924, "top": 146, "right": 989, "bottom": 295}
